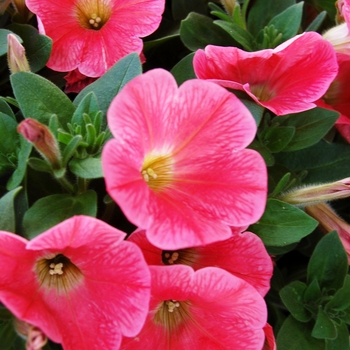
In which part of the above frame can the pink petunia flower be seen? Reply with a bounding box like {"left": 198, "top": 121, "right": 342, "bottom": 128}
{"left": 25, "top": 0, "right": 165, "bottom": 77}
{"left": 102, "top": 69, "right": 267, "bottom": 250}
{"left": 317, "top": 53, "right": 350, "bottom": 142}
{"left": 193, "top": 32, "right": 338, "bottom": 116}
{"left": 0, "top": 215, "right": 151, "bottom": 350}
{"left": 128, "top": 228, "right": 273, "bottom": 296}
{"left": 121, "top": 265, "right": 267, "bottom": 350}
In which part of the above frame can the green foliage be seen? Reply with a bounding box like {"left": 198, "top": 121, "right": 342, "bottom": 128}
{"left": 0, "top": 187, "right": 22, "bottom": 232}
{"left": 249, "top": 198, "right": 318, "bottom": 247}
{"left": 0, "top": 29, "right": 22, "bottom": 56}
{"left": 10, "top": 72, "right": 75, "bottom": 127}
{"left": 23, "top": 191, "right": 98, "bottom": 239}
{"left": 74, "top": 53, "right": 142, "bottom": 114}
{"left": 171, "top": 53, "right": 196, "bottom": 86}
{"left": 180, "top": 12, "right": 238, "bottom": 51}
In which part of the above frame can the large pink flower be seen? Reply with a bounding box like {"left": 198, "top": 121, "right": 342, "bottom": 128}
{"left": 317, "top": 53, "right": 350, "bottom": 142}
{"left": 121, "top": 265, "right": 267, "bottom": 349}
{"left": 25, "top": 0, "right": 165, "bottom": 77}
{"left": 193, "top": 32, "right": 338, "bottom": 116}
{"left": 0, "top": 215, "right": 151, "bottom": 350}
{"left": 102, "top": 69, "right": 267, "bottom": 250}
{"left": 128, "top": 228, "right": 273, "bottom": 296}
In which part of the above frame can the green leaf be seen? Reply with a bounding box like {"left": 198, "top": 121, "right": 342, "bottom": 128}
{"left": 304, "top": 278, "right": 322, "bottom": 306}
{"left": 0, "top": 29, "right": 22, "bottom": 56}
{"left": 62, "top": 135, "right": 82, "bottom": 167}
{"left": 10, "top": 72, "right": 75, "bottom": 127}
{"left": 249, "top": 198, "right": 318, "bottom": 246}
{"left": 23, "top": 191, "right": 98, "bottom": 239}
{"left": 0, "top": 99, "right": 15, "bottom": 119}
{"left": 305, "top": 11, "right": 327, "bottom": 32}
{"left": 248, "top": 139, "right": 275, "bottom": 166}
{"left": 214, "top": 20, "right": 257, "bottom": 51}
{"left": 326, "top": 276, "right": 350, "bottom": 312}
{"left": 267, "top": 2, "right": 303, "bottom": 43}
{"left": 280, "top": 281, "right": 312, "bottom": 322}
{"left": 325, "top": 322, "right": 350, "bottom": 350}
{"left": 0, "top": 187, "right": 22, "bottom": 232}
{"left": 316, "top": 0, "right": 336, "bottom": 19}
{"left": 264, "top": 126, "right": 295, "bottom": 153}
{"left": 269, "top": 172, "right": 292, "bottom": 197}
{"left": 312, "top": 307, "right": 337, "bottom": 339}
{"left": 276, "top": 315, "right": 325, "bottom": 350}
{"left": 27, "top": 157, "right": 52, "bottom": 173}
{"left": 171, "top": 53, "right": 196, "bottom": 86}
{"left": 0, "top": 318, "right": 19, "bottom": 350}
{"left": 7, "top": 24, "right": 52, "bottom": 73}
{"left": 180, "top": 13, "right": 238, "bottom": 51}
{"left": 6, "top": 136, "right": 32, "bottom": 190}
{"left": 0, "top": 112, "right": 19, "bottom": 155}
{"left": 277, "top": 107, "right": 339, "bottom": 152}
{"left": 71, "top": 92, "right": 100, "bottom": 128}
{"left": 69, "top": 157, "right": 103, "bottom": 179}
{"left": 74, "top": 53, "right": 141, "bottom": 115}
{"left": 275, "top": 140, "right": 350, "bottom": 184}
{"left": 247, "top": 0, "right": 296, "bottom": 37}
{"left": 307, "top": 231, "right": 348, "bottom": 291}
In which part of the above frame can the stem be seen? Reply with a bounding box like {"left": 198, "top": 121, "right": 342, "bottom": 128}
{"left": 77, "top": 177, "right": 89, "bottom": 194}
{"left": 241, "top": 0, "right": 250, "bottom": 29}
{"left": 57, "top": 176, "right": 75, "bottom": 194}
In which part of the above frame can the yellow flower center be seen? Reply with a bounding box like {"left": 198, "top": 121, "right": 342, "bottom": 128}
{"left": 250, "top": 83, "right": 276, "bottom": 102}
{"left": 153, "top": 299, "right": 191, "bottom": 331}
{"left": 74, "top": 0, "right": 112, "bottom": 30}
{"left": 141, "top": 154, "right": 173, "bottom": 192}
{"left": 35, "top": 253, "right": 83, "bottom": 294}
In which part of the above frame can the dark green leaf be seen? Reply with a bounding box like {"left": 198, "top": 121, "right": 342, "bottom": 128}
{"left": 250, "top": 198, "right": 318, "bottom": 246}
{"left": 6, "top": 136, "right": 32, "bottom": 190}
{"left": 69, "top": 157, "right": 103, "bottom": 179}
{"left": 264, "top": 126, "right": 295, "bottom": 153}
{"left": 0, "top": 112, "right": 18, "bottom": 155}
{"left": 23, "top": 190, "right": 98, "bottom": 238}
{"left": 276, "top": 140, "right": 350, "bottom": 184}
{"left": 276, "top": 315, "right": 325, "bottom": 350}
{"left": 312, "top": 307, "right": 337, "bottom": 339}
{"left": 305, "top": 11, "right": 327, "bottom": 32}
{"left": 267, "top": 2, "right": 304, "bottom": 43}
{"left": 307, "top": 231, "right": 348, "bottom": 291}
{"left": 0, "top": 187, "right": 22, "bottom": 232}
{"left": 248, "top": 139, "right": 275, "bottom": 166}
{"left": 10, "top": 72, "right": 75, "bottom": 127}
{"left": 27, "top": 157, "right": 52, "bottom": 173}
{"left": 180, "top": 13, "right": 238, "bottom": 51}
{"left": 277, "top": 107, "right": 339, "bottom": 152}
{"left": 304, "top": 278, "right": 322, "bottom": 306}
{"left": 171, "top": 53, "right": 196, "bottom": 86}
{"left": 0, "top": 319, "right": 18, "bottom": 350}
{"left": 71, "top": 92, "right": 100, "bottom": 128}
{"left": 0, "top": 99, "right": 15, "bottom": 119}
{"left": 74, "top": 53, "right": 142, "bottom": 115}
{"left": 325, "top": 322, "right": 350, "bottom": 350}
{"left": 326, "top": 276, "right": 350, "bottom": 312}
{"left": 247, "top": 0, "right": 296, "bottom": 37}
{"left": 214, "top": 20, "right": 256, "bottom": 51}
{"left": 280, "top": 281, "right": 312, "bottom": 322}
{"left": 62, "top": 135, "right": 82, "bottom": 167}
{"left": 7, "top": 24, "right": 52, "bottom": 72}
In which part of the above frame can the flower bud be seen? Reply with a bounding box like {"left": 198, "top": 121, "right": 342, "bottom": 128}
{"left": 323, "top": 23, "right": 350, "bottom": 55}
{"left": 306, "top": 203, "right": 350, "bottom": 263}
{"left": 7, "top": 33, "right": 30, "bottom": 73}
{"left": 220, "top": 0, "right": 236, "bottom": 16}
{"left": 279, "top": 178, "right": 350, "bottom": 205}
{"left": 14, "top": 319, "right": 48, "bottom": 350}
{"left": 17, "top": 118, "right": 61, "bottom": 169}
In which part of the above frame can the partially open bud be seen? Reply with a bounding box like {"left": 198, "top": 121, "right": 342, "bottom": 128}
{"left": 220, "top": 0, "right": 236, "bottom": 16}
{"left": 323, "top": 23, "right": 350, "bottom": 55}
{"left": 14, "top": 319, "right": 48, "bottom": 350}
{"left": 279, "top": 178, "right": 350, "bottom": 205}
{"left": 306, "top": 203, "right": 350, "bottom": 263}
{"left": 7, "top": 33, "right": 30, "bottom": 73}
{"left": 17, "top": 118, "right": 61, "bottom": 169}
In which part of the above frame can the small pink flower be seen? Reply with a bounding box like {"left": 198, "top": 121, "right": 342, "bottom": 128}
{"left": 102, "top": 69, "right": 267, "bottom": 250}
{"left": 25, "top": 0, "right": 165, "bottom": 77}
{"left": 128, "top": 229, "right": 273, "bottom": 296}
{"left": 64, "top": 68, "right": 97, "bottom": 94}
{"left": 121, "top": 265, "right": 267, "bottom": 350}
{"left": 0, "top": 216, "right": 151, "bottom": 350}
{"left": 193, "top": 32, "right": 338, "bottom": 115}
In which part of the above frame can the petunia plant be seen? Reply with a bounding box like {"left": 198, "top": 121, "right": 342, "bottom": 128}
{"left": 0, "top": 0, "right": 350, "bottom": 349}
